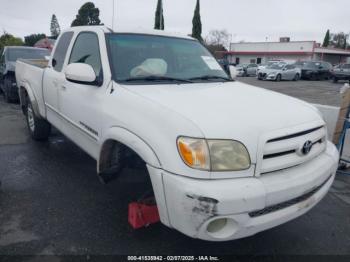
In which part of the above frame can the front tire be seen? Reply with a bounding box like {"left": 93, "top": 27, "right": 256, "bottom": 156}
{"left": 26, "top": 100, "right": 51, "bottom": 141}
{"left": 293, "top": 73, "right": 300, "bottom": 81}
{"left": 276, "top": 74, "right": 282, "bottom": 82}
{"left": 333, "top": 77, "right": 338, "bottom": 83}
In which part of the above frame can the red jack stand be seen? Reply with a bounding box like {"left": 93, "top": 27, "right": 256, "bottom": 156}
{"left": 128, "top": 198, "right": 160, "bottom": 229}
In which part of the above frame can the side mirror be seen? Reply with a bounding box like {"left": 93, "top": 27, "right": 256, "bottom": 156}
{"left": 229, "top": 65, "right": 237, "bottom": 79}
{"left": 282, "top": 67, "right": 287, "bottom": 71}
{"left": 65, "top": 63, "right": 96, "bottom": 84}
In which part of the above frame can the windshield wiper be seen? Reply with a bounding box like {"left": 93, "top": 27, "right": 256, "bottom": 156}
{"left": 122, "top": 75, "right": 193, "bottom": 83}
{"left": 188, "top": 75, "right": 232, "bottom": 81}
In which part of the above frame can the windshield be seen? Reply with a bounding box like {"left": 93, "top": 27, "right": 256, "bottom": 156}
{"left": 106, "top": 33, "right": 229, "bottom": 83}
{"left": 8, "top": 48, "right": 50, "bottom": 62}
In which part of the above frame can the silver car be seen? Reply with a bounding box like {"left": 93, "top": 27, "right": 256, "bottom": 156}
{"left": 236, "top": 63, "right": 258, "bottom": 76}
{"left": 258, "top": 63, "right": 301, "bottom": 81}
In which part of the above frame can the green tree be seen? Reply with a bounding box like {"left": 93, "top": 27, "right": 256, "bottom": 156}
{"left": 331, "top": 32, "right": 349, "bottom": 49}
{"left": 154, "top": 0, "right": 165, "bottom": 30}
{"left": 192, "top": 0, "right": 202, "bottom": 42}
{"left": 0, "top": 32, "right": 23, "bottom": 50}
{"left": 50, "top": 14, "right": 61, "bottom": 39}
{"left": 322, "top": 29, "right": 330, "bottom": 47}
{"left": 24, "top": 33, "right": 46, "bottom": 46}
{"left": 71, "top": 2, "right": 101, "bottom": 27}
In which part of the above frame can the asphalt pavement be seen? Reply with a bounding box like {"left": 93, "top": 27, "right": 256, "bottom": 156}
{"left": 0, "top": 81, "right": 350, "bottom": 259}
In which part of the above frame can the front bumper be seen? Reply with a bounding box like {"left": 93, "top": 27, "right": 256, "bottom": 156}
{"left": 236, "top": 70, "right": 245, "bottom": 76}
{"left": 148, "top": 141, "right": 339, "bottom": 241}
{"left": 265, "top": 74, "right": 277, "bottom": 80}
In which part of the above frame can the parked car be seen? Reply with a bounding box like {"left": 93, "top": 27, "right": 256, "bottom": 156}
{"left": 258, "top": 63, "right": 301, "bottom": 81}
{"left": 295, "top": 61, "right": 333, "bottom": 80}
{"left": 0, "top": 46, "right": 50, "bottom": 102}
{"left": 16, "top": 26, "right": 339, "bottom": 241}
{"left": 257, "top": 60, "right": 284, "bottom": 73}
{"left": 331, "top": 63, "right": 350, "bottom": 83}
{"left": 236, "top": 63, "right": 258, "bottom": 76}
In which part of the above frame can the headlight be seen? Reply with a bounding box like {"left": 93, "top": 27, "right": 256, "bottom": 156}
{"left": 177, "top": 137, "right": 250, "bottom": 171}
{"left": 268, "top": 72, "right": 276, "bottom": 76}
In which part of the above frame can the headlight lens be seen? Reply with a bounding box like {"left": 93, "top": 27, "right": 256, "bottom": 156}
{"left": 208, "top": 140, "right": 251, "bottom": 171}
{"left": 177, "top": 137, "right": 250, "bottom": 171}
{"left": 177, "top": 137, "right": 210, "bottom": 170}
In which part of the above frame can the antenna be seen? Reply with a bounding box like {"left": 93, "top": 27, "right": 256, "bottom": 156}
{"left": 112, "top": 0, "right": 115, "bottom": 31}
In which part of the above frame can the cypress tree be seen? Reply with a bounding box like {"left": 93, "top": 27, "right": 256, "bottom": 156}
{"left": 192, "top": 0, "right": 202, "bottom": 42}
{"left": 50, "top": 14, "right": 61, "bottom": 39}
{"left": 322, "top": 29, "right": 330, "bottom": 47}
{"left": 154, "top": 0, "right": 165, "bottom": 30}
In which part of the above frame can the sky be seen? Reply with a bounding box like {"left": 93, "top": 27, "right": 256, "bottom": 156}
{"left": 0, "top": 0, "right": 349, "bottom": 44}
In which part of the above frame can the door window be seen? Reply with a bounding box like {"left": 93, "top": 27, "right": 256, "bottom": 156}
{"left": 69, "top": 32, "right": 102, "bottom": 80}
{"left": 52, "top": 31, "right": 74, "bottom": 72}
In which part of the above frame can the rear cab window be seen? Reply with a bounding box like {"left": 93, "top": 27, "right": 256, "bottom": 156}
{"left": 52, "top": 31, "right": 74, "bottom": 72}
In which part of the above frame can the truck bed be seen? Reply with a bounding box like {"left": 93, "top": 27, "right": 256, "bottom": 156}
{"left": 15, "top": 59, "right": 48, "bottom": 118}
{"left": 17, "top": 58, "right": 49, "bottom": 69}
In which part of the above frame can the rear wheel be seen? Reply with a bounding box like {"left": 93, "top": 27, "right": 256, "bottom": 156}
{"left": 25, "top": 100, "right": 51, "bottom": 141}
{"left": 3, "top": 76, "right": 13, "bottom": 103}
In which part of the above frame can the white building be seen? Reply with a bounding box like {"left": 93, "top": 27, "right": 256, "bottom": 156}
{"left": 223, "top": 39, "right": 350, "bottom": 65}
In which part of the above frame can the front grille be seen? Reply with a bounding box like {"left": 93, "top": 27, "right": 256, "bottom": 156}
{"left": 259, "top": 125, "right": 327, "bottom": 174}
{"left": 267, "top": 126, "right": 323, "bottom": 143}
{"left": 249, "top": 174, "right": 332, "bottom": 218}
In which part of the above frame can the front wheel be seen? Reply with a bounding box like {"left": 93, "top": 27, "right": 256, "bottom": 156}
{"left": 26, "top": 100, "right": 51, "bottom": 141}
{"left": 275, "top": 74, "right": 282, "bottom": 82}
{"left": 293, "top": 73, "right": 300, "bottom": 81}
{"left": 333, "top": 77, "right": 338, "bottom": 83}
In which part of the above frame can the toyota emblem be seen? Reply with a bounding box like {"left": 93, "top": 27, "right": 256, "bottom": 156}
{"left": 302, "top": 140, "right": 313, "bottom": 155}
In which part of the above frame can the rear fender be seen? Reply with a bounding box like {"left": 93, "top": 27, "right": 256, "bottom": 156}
{"left": 19, "top": 83, "right": 41, "bottom": 118}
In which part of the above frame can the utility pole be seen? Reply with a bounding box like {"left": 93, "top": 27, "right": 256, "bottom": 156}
{"left": 159, "top": 0, "right": 163, "bottom": 30}
{"left": 112, "top": 0, "right": 115, "bottom": 31}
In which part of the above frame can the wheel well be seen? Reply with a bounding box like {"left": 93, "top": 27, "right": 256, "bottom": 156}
{"left": 98, "top": 139, "right": 146, "bottom": 177}
{"left": 19, "top": 86, "right": 29, "bottom": 114}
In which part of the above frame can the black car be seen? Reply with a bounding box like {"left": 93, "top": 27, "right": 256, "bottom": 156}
{"left": 295, "top": 61, "right": 333, "bottom": 80}
{"left": 0, "top": 46, "right": 50, "bottom": 102}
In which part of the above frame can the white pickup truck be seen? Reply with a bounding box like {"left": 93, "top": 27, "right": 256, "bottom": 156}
{"left": 16, "top": 26, "right": 339, "bottom": 241}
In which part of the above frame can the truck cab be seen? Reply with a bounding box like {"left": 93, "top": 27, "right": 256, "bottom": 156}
{"left": 15, "top": 26, "right": 339, "bottom": 241}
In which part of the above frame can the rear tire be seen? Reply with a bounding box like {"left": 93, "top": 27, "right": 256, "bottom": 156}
{"left": 3, "top": 76, "right": 13, "bottom": 103}
{"left": 25, "top": 100, "right": 51, "bottom": 141}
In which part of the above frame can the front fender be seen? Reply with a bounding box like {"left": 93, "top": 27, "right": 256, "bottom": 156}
{"left": 98, "top": 126, "right": 162, "bottom": 173}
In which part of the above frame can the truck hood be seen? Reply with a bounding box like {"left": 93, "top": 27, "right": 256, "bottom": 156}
{"left": 120, "top": 81, "right": 322, "bottom": 161}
